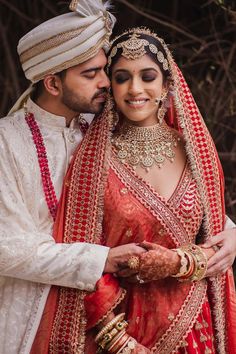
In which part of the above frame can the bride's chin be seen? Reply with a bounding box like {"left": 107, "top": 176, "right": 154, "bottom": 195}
{"left": 123, "top": 115, "right": 158, "bottom": 127}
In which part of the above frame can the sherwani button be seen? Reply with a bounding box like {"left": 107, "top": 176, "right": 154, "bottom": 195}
{"left": 77, "top": 281, "right": 85, "bottom": 290}
{"left": 86, "top": 284, "right": 94, "bottom": 291}
{"left": 68, "top": 134, "right": 75, "bottom": 143}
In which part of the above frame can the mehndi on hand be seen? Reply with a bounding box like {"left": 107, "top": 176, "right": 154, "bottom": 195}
{"left": 138, "top": 242, "right": 180, "bottom": 281}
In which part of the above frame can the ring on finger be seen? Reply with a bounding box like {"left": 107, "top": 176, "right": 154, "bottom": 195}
{"left": 212, "top": 245, "right": 221, "bottom": 252}
{"left": 128, "top": 256, "right": 140, "bottom": 271}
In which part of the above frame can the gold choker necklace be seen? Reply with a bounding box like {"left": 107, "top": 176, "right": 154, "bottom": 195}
{"left": 112, "top": 122, "right": 180, "bottom": 172}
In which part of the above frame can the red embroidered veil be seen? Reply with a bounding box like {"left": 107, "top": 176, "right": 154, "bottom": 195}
{"left": 31, "top": 28, "right": 236, "bottom": 354}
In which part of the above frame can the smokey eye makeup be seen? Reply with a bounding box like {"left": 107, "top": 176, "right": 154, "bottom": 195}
{"left": 141, "top": 73, "right": 157, "bottom": 82}
{"left": 113, "top": 68, "right": 158, "bottom": 84}
{"left": 113, "top": 73, "right": 130, "bottom": 84}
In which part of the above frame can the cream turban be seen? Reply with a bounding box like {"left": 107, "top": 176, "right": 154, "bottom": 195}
{"left": 17, "top": 0, "right": 116, "bottom": 83}
{"left": 8, "top": 0, "right": 115, "bottom": 114}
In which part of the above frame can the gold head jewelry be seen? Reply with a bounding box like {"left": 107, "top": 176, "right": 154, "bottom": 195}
{"left": 112, "top": 121, "right": 180, "bottom": 172}
{"left": 107, "top": 27, "right": 169, "bottom": 71}
{"left": 116, "top": 32, "right": 149, "bottom": 60}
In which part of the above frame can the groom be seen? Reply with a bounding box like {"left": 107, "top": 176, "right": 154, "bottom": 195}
{"left": 0, "top": 1, "right": 145, "bottom": 352}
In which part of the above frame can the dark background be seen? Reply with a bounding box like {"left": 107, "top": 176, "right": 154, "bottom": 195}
{"left": 0, "top": 0, "right": 235, "bottom": 222}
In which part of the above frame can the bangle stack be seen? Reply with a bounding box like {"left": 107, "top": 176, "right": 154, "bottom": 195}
{"left": 172, "top": 244, "right": 208, "bottom": 282}
{"left": 95, "top": 313, "right": 137, "bottom": 353}
{"left": 172, "top": 248, "right": 189, "bottom": 278}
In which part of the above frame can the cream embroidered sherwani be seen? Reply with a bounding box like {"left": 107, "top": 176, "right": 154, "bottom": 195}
{"left": 0, "top": 99, "right": 109, "bottom": 354}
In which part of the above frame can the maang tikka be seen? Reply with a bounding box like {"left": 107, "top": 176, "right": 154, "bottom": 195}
{"left": 107, "top": 31, "right": 169, "bottom": 72}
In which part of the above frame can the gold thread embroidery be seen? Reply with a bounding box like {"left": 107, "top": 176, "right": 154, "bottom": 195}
{"left": 110, "top": 153, "right": 190, "bottom": 246}
{"left": 31, "top": 36, "right": 105, "bottom": 82}
{"left": 20, "top": 25, "right": 88, "bottom": 64}
{"left": 153, "top": 281, "right": 207, "bottom": 353}
{"left": 49, "top": 98, "right": 114, "bottom": 353}
{"left": 166, "top": 47, "right": 226, "bottom": 352}
{"left": 95, "top": 289, "right": 127, "bottom": 327}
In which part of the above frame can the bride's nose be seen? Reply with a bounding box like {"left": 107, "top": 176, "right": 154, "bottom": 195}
{"left": 128, "top": 77, "right": 143, "bottom": 96}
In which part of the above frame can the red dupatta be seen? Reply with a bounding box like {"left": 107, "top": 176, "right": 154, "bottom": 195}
{"left": 31, "top": 31, "right": 236, "bottom": 354}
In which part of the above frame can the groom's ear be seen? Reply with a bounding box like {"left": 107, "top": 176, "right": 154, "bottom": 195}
{"left": 43, "top": 74, "right": 62, "bottom": 96}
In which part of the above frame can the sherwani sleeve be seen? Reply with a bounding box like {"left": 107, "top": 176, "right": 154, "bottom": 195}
{"left": 0, "top": 128, "right": 109, "bottom": 291}
{"left": 225, "top": 215, "right": 236, "bottom": 229}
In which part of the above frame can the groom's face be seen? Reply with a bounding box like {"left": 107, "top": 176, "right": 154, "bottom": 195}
{"left": 60, "top": 49, "right": 110, "bottom": 114}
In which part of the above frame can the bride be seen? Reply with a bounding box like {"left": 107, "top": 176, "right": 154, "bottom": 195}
{"left": 34, "top": 27, "right": 236, "bottom": 353}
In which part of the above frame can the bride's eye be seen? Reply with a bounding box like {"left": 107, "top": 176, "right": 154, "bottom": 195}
{"left": 142, "top": 73, "right": 157, "bottom": 82}
{"left": 114, "top": 73, "right": 130, "bottom": 84}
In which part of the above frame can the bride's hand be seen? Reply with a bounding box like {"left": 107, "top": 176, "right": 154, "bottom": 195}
{"left": 201, "top": 228, "right": 236, "bottom": 276}
{"left": 138, "top": 241, "right": 180, "bottom": 281}
{"left": 133, "top": 342, "right": 151, "bottom": 353}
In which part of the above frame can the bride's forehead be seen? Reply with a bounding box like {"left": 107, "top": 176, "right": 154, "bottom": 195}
{"left": 112, "top": 55, "right": 161, "bottom": 71}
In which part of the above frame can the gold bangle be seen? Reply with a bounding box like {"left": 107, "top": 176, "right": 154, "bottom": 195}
{"left": 99, "top": 328, "right": 119, "bottom": 349}
{"left": 98, "top": 321, "right": 128, "bottom": 349}
{"left": 109, "top": 332, "right": 130, "bottom": 353}
{"left": 107, "top": 329, "right": 127, "bottom": 353}
{"left": 180, "top": 244, "right": 208, "bottom": 281}
{"left": 115, "top": 320, "right": 128, "bottom": 331}
{"left": 115, "top": 334, "right": 130, "bottom": 353}
{"left": 95, "top": 313, "right": 125, "bottom": 343}
{"left": 172, "top": 248, "right": 189, "bottom": 277}
{"left": 177, "top": 251, "right": 195, "bottom": 281}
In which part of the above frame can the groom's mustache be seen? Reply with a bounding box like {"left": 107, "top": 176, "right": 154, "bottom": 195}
{"left": 92, "top": 88, "right": 108, "bottom": 100}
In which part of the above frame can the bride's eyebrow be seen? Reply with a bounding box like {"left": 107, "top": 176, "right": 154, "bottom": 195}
{"left": 113, "top": 68, "right": 158, "bottom": 74}
{"left": 141, "top": 68, "right": 158, "bottom": 73}
{"left": 113, "top": 69, "right": 129, "bottom": 74}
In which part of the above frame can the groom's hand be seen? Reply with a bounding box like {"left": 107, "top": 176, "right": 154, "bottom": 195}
{"left": 103, "top": 243, "right": 146, "bottom": 274}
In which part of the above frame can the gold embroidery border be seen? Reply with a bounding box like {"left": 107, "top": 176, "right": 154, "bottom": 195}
{"left": 29, "top": 35, "right": 107, "bottom": 82}
{"left": 168, "top": 163, "right": 191, "bottom": 207}
{"left": 110, "top": 152, "right": 208, "bottom": 353}
{"left": 65, "top": 98, "right": 113, "bottom": 245}
{"left": 167, "top": 55, "right": 227, "bottom": 353}
{"left": 110, "top": 153, "right": 190, "bottom": 246}
{"left": 49, "top": 98, "right": 114, "bottom": 353}
{"left": 49, "top": 288, "right": 87, "bottom": 354}
{"left": 20, "top": 24, "right": 88, "bottom": 64}
{"left": 95, "top": 289, "right": 127, "bottom": 327}
{"left": 143, "top": 35, "right": 229, "bottom": 352}
{"left": 152, "top": 281, "right": 207, "bottom": 353}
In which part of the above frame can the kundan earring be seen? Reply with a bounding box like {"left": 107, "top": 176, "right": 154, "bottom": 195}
{"left": 156, "top": 90, "right": 168, "bottom": 124}
{"left": 155, "top": 97, "right": 161, "bottom": 105}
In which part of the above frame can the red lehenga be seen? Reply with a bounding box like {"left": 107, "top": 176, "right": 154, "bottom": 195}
{"left": 101, "top": 157, "right": 212, "bottom": 353}
{"left": 31, "top": 49, "right": 236, "bottom": 353}
{"left": 84, "top": 154, "right": 213, "bottom": 353}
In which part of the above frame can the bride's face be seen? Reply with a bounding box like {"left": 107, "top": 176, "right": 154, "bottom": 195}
{"left": 111, "top": 54, "right": 164, "bottom": 127}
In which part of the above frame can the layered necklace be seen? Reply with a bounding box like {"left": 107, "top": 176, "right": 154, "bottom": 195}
{"left": 112, "top": 121, "right": 180, "bottom": 172}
